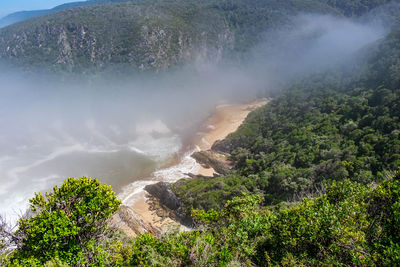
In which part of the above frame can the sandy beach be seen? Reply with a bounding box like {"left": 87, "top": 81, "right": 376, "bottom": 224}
{"left": 116, "top": 99, "right": 268, "bottom": 235}
{"left": 193, "top": 100, "right": 268, "bottom": 176}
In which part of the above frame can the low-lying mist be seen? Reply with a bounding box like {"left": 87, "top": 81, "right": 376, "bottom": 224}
{"left": 0, "top": 9, "right": 389, "bottom": 222}
{"left": 246, "top": 13, "right": 387, "bottom": 88}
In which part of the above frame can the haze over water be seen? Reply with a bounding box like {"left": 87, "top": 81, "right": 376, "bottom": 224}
{"left": 0, "top": 73, "right": 214, "bottom": 223}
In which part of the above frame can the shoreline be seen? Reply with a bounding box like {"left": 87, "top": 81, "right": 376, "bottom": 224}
{"left": 192, "top": 100, "right": 268, "bottom": 176}
{"left": 115, "top": 99, "right": 268, "bottom": 236}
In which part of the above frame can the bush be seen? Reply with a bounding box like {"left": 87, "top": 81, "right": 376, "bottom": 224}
{"left": 9, "top": 177, "right": 121, "bottom": 265}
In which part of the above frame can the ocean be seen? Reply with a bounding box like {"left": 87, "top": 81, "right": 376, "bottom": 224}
{"left": 0, "top": 73, "right": 213, "bottom": 224}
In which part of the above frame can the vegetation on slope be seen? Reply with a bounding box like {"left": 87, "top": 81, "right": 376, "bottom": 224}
{"left": 0, "top": 0, "right": 233, "bottom": 73}
{"left": 0, "top": 0, "right": 388, "bottom": 73}
{"left": 171, "top": 25, "right": 400, "bottom": 212}
{"left": 121, "top": 178, "right": 400, "bottom": 266}
{"left": 0, "top": 0, "right": 391, "bottom": 29}
{"left": 1, "top": 177, "right": 399, "bottom": 266}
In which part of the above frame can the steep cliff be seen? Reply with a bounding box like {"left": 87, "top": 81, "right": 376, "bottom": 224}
{"left": 0, "top": 1, "right": 235, "bottom": 73}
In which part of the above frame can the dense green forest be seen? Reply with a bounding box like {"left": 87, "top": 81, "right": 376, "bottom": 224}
{"left": 1, "top": 0, "right": 400, "bottom": 266}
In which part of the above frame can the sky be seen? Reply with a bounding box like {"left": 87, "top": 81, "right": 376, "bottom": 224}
{"left": 0, "top": 0, "right": 81, "bottom": 17}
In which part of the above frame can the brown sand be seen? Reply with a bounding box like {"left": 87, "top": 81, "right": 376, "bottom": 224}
{"left": 124, "top": 99, "right": 268, "bottom": 234}
{"left": 133, "top": 194, "right": 176, "bottom": 229}
{"left": 193, "top": 100, "right": 268, "bottom": 176}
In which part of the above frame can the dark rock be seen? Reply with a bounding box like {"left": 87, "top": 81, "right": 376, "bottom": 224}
{"left": 145, "top": 182, "right": 181, "bottom": 210}
{"left": 186, "top": 173, "right": 215, "bottom": 179}
{"left": 211, "top": 139, "right": 233, "bottom": 154}
{"left": 191, "top": 150, "right": 231, "bottom": 175}
{"left": 144, "top": 182, "right": 193, "bottom": 226}
{"left": 114, "top": 205, "right": 160, "bottom": 236}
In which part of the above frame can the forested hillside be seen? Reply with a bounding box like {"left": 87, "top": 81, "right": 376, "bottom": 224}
{"left": 0, "top": 0, "right": 392, "bottom": 73}
{"left": 171, "top": 25, "right": 400, "bottom": 211}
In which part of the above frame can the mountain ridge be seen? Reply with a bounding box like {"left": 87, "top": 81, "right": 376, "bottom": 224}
{"left": 0, "top": 1, "right": 93, "bottom": 28}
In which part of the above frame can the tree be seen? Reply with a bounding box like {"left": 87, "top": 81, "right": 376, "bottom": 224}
{"left": 9, "top": 177, "right": 121, "bottom": 265}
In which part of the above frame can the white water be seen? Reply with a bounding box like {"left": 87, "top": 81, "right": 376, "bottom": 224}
{"left": 118, "top": 147, "right": 201, "bottom": 206}
{"left": 0, "top": 118, "right": 184, "bottom": 224}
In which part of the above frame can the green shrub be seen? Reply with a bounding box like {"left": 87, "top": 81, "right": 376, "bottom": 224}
{"left": 9, "top": 177, "right": 121, "bottom": 266}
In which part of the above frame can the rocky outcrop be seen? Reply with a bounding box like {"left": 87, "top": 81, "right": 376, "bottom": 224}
{"left": 211, "top": 139, "right": 234, "bottom": 154}
{"left": 145, "top": 182, "right": 182, "bottom": 211}
{"left": 112, "top": 205, "right": 160, "bottom": 237}
{"left": 191, "top": 150, "right": 231, "bottom": 175}
{"left": 144, "top": 182, "right": 192, "bottom": 226}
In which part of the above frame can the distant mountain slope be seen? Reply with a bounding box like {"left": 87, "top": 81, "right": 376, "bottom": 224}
{"left": 0, "top": 0, "right": 342, "bottom": 73}
{"left": 0, "top": 0, "right": 395, "bottom": 73}
{"left": 0, "top": 1, "right": 232, "bottom": 73}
